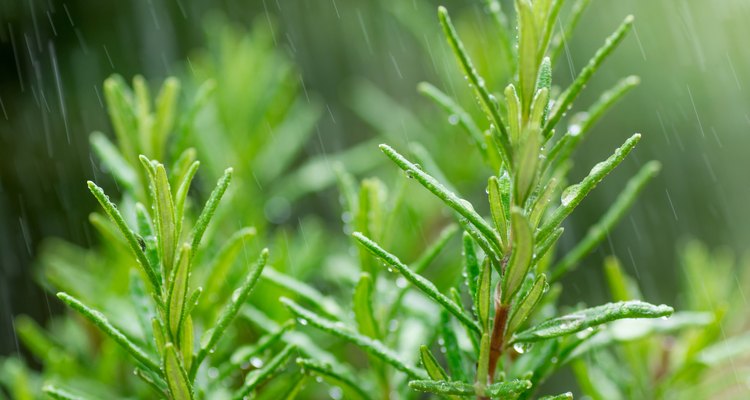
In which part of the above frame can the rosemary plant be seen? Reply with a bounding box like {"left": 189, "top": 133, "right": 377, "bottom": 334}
{"left": 285, "top": 1, "right": 672, "bottom": 399}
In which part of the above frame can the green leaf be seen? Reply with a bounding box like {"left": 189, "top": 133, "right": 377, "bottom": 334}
{"left": 14, "top": 315, "right": 64, "bottom": 366}
{"left": 477, "top": 258, "right": 492, "bottom": 332}
{"left": 353, "top": 232, "right": 480, "bottom": 334}
{"left": 419, "top": 345, "right": 449, "bottom": 381}
{"left": 437, "top": 6, "right": 512, "bottom": 163}
{"left": 539, "top": 392, "right": 573, "bottom": 400}
{"left": 42, "top": 386, "right": 87, "bottom": 400}
{"left": 463, "top": 233, "right": 481, "bottom": 307}
{"left": 408, "top": 380, "right": 475, "bottom": 396}
{"left": 219, "top": 321, "right": 293, "bottom": 380}
{"left": 550, "top": 161, "right": 660, "bottom": 282}
{"left": 529, "top": 88, "right": 550, "bottom": 128}
{"left": 603, "top": 256, "right": 633, "bottom": 302}
{"left": 476, "top": 333, "right": 490, "bottom": 388}
{"left": 544, "top": 15, "right": 634, "bottom": 137}
{"left": 507, "top": 274, "right": 547, "bottom": 336}
{"left": 514, "top": 126, "right": 541, "bottom": 204}
{"left": 174, "top": 160, "right": 200, "bottom": 242}
{"left": 89, "top": 131, "right": 137, "bottom": 192}
{"left": 537, "top": 1, "right": 564, "bottom": 64}
{"left": 233, "top": 344, "right": 295, "bottom": 400}
{"left": 696, "top": 332, "right": 750, "bottom": 366}
{"left": 296, "top": 358, "right": 373, "bottom": 400}
{"left": 388, "top": 224, "right": 461, "bottom": 322}
{"left": 164, "top": 343, "right": 193, "bottom": 400}
{"left": 153, "top": 162, "right": 177, "bottom": 274}
{"left": 413, "top": 223, "right": 460, "bottom": 274}
{"left": 103, "top": 75, "right": 138, "bottom": 163}
{"left": 439, "top": 310, "right": 467, "bottom": 382}
{"left": 180, "top": 316, "right": 194, "bottom": 370}
{"left": 379, "top": 144, "right": 501, "bottom": 256}
{"left": 535, "top": 227, "right": 563, "bottom": 268}
{"left": 262, "top": 267, "right": 342, "bottom": 321}
{"left": 202, "top": 227, "right": 256, "bottom": 306}
{"left": 485, "top": 380, "right": 533, "bottom": 398}
{"left": 505, "top": 84, "right": 522, "bottom": 144}
{"left": 512, "top": 301, "right": 674, "bottom": 343}
{"left": 167, "top": 244, "right": 191, "bottom": 340}
{"left": 537, "top": 133, "right": 641, "bottom": 243}
{"left": 152, "top": 77, "right": 180, "bottom": 160}
{"left": 193, "top": 249, "right": 269, "bottom": 376}
{"left": 353, "top": 273, "right": 379, "bottom": 339}
{"left": 56, "top": 292, "right": 160, "bottom": 373}
{"left": 408, "top": 379, "right": 531, "bottom": 398}
{"left": 551, "top": 0, "right": 593, "bottom": 64}
{"left": 169, "top": 147, "right": 197, "bottom": 192}
{"left": 544, "top": 76, "right": 640, "bottom": 171}
{"left": 134, "top": 367, "right": 169, "bottom": 397}
{"left": 282, "top": 298, "right": 427, "bottom": 380}
{"left": 152, "top": 318, "right": 165, "bottom": 355}
{"left": 418, "top": 82, "right": 487, "bottom": 160}
{"left": 87, "top": 181, "right": 161, "bottom": 293}
{"left": 516, "top": 0, "right": 539, "bottom": 120}
{"left": 488, "top": 176, "right": 508, "bottom": 245}
{"left": 190, "top": 167, "right": 233, "bottom": 253}
{"left": 355, "top": 178, "right": 384, "bottom": 277}
{"left": 502, "top": 209, "right": 533, "bottom": 303}
{"left": 529, "top": 177, "right": 558, "bottom": 229}
{"left": 253, "top": 99, "right": 322, "bottom": 183}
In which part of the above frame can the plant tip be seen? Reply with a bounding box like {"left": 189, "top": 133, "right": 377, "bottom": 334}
{"left": 625, "top": 75, "right": 641, "bottom": 85}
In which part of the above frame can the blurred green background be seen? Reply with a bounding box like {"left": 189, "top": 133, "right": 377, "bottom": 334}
{"left": 1, "top": 0, "right": 748, "bottom": 362}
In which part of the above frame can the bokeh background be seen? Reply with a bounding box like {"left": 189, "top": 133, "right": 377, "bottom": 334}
{"left": 1, "top": 0, "right": 748, "bottom": 369}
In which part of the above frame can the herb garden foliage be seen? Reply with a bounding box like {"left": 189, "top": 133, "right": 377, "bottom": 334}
{"left": 286, "top": 2, "right": 673, "bottom": 399}
{"left": 10, "top": 1, "right": 747, "bottom": 400}
{"left": 39, "top": 77, "right": 298, "bottom": 399}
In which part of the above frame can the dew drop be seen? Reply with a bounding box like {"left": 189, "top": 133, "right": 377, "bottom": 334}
{"left": 298, "top": 318, "right": 309, "bottom": 326}
{"left": 329, "top": 387, "right": 343, "bottom": 399}
{"left": 560, "top": 184, "right": 580, "bottom": 207}
{"left": 513, "top": 342, "right": 533, "bottom": 354}
{"left": 448, "top": 114, "right": 459, "bottom": 125}
{"left": 395, "top": 277, "right": 407, "bottom": 288}
{"left": 250, "top": 357, "right": 264, "bottom": 368}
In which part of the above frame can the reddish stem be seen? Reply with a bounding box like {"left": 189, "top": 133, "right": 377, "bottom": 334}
{"left": 488, "top": 288, "right": 509, "bottom": 383}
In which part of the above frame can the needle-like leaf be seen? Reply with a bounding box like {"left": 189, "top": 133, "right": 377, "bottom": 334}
{"left": 379, "top": 144, "right": 500, "bottom": 255}
{"left": 190, "top": 167, "right": 233, "bottom": 253}
{"left": 537, "top": 133, "right": 641, "bottom": 243}
{"left": 233, "top": 344, "right": 295, "bottom": 400}
{"left": 87, "top": 181, "right": 161, "bottom": 293}
{"left": 544, "top": 15, "right": 634, "bottom": 137}
{"left": 418, "top": 82, "right": 487, "bottom": 160}
{"left": 164, "top": 342, "right": 193, "bottom": 400}
{"left": 353, "top": 273, "right": 379, "bottom": 339}
{"left": 56, "top": 292, "right": 159, "bottom": 373}
{"left": 296, "top": 358, "right": 373, "bottom": 400}
{"left": 353, "top": 232, "right": 480, "bottom": 334}
{"left": 194, "top": 249, "right": 268, "bottom": 375}
{"left": 507, "top": 274, "right": 547, "bottom": 336}
{"left": 437, "top": 6, "right": 512, "bottom": 163}
{"left": 282, "top": 298, "right": 427, "bottom": 380}
{"left": 512, "top": 301, "right": 673, "bottom": 343}
{"left": 502, "top": 209, "right": 534, "bottom": 303}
